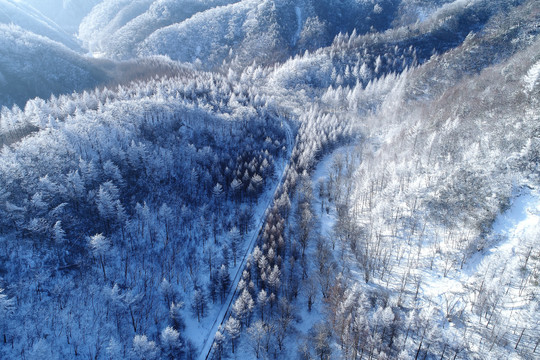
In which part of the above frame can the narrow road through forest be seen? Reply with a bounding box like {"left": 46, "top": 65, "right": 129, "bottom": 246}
{"left": 198, "top": 117, "right": 294, "bottom": 360}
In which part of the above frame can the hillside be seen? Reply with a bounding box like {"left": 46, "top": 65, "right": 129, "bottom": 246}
{"left": 0, "top": 0, "right": 539, "bottom": 359}
{"left": 0, "top": 23, "right": 106, "bottom": 108}
{"left": 0, "top": 70, "right": 289, "bottom": 358}
{"left": 0, "top": 0, "right": 81, "bottom": 49}
{"left": 19, "top": 0, "right": 101, "bottom": 34}
{"left": 80, "top": 0, "right": 403, "bottom": 69}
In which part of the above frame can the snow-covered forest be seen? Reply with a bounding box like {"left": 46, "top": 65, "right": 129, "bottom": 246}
{"left": 0, "top": 0, "right": 539, "bottom": 359}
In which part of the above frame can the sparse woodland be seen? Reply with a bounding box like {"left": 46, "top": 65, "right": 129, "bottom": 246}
{"left": 0, "top": 0, "right": 539, "bottom": 359}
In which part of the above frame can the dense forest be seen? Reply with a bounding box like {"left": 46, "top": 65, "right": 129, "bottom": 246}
{"left": 0, "top": 0, "right": 539, "bottom": 359}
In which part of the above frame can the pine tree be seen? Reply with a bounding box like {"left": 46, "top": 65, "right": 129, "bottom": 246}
{"left": 169, "top": 302, "right": 185, "bottom": 331}
{"left": 96, "top": 182, "right": 118, "bottom": 222}
{"left": 192, "top": 289, "right": 207, "bottom": 322}
{"left": 257, "top": 289, "right": 268, "bottom": 321}
{"left": 213, "top": 329, "right": 225, "bottom": 360}
{"left": 132, "top": 335, "right": 158, "bottom": 360}
{"left": 161, "top": 326, "right": 181, "bottom": 360}
{"left": 233, "top": 289, "right": 254, "bottom": 327}
{"left": 89, "top": 233, "right": 110, "bottom": 280}
{"left": 158, "top": 203, "right": 173, "bottom": 246}
{"left": 225, "top": 316, "right": 241, "bottom": 353}
{"left": 53, "top": 220, "right": 65, "bottom": 244}
{"left": 0, "top": 287, "right": 14, "bottom": 345}
{"left": 229, "top": 226, "right": 241, "bottom": 266}
{"left": 218, "top": 264, "right": 231, "bottom": 303}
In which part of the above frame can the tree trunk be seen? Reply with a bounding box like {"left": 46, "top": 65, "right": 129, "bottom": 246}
{"left": 440, "top": 344, "right": 447, "bottom": 360}
{"left": 515, "top": 327, "right": 525, "bottom": 350}
{"left": 415, "top": 336, "right": 424, "bottom": 360}
{"left": 129, "top": 306, "right": 137, "bottom": 332}
{"left": 100, "top": 256, "right": 107, "bottom": 281}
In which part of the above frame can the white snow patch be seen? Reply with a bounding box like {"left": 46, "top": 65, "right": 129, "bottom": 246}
{"left": 90, "top": 51, "right": 107, "bottom": 59}
{"left": 490, "top": 189, "right": 539, "bottom": 253}
{"left": 420, "top": 189, "right": 540, "bottom": 319}
{"left": 524, "top": 60, "right": 540, "bottom": 92}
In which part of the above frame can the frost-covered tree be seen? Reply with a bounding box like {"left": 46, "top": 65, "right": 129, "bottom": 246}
{"left": 191, "top": 289, "right": 207, "bottom": 322}
{"left": 225, "top": 316, "right": 241, "bottom": 353}
{"left": 53, "top": 220, "right": 65, "bottom": 244}
{"left": 257, "top": 289, "right": 269, "bottom": 321}
{"left": 229, "top": 226, "right": 241, "bottom": 266}
{"left": 248, "top": 320, "right": 266, "bottom": 359}
{"left": 89, "top": 233, "right": 111, "bottom": 280}
{"left": 213, "top": 329, "right": 225, "bottom": 360}
{"left": 132, "top": 334, "right": 158, "bottom": 360}
{"left": 218, "top": 264, "right": 231, "bottom": 303}
{"left": 160, "top": 326, "right": 181, "bottom": 359}
{"left": 233, "top": 288, "right": 255, "bottom": 327}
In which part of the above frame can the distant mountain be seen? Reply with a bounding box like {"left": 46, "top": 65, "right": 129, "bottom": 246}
{"left": 266, "top": 0, "right": 530, "bottom": 94}
{"left": 0, "top": 22, "right": 194, "bottom": 109}
{"left": 79, "top": 0, "right": 402, "bottom": 69}
{"left": 0, "top": 0, "right": 197, "bottom": 108}
{"left": 21, "top": 0, "right": 101, "bottom": 34}
{"left": 0, "top": 24, "right": 106, "bottom": 108}
{"left": 0, "top": 0, "right": 80, "bottom": 49}
{"left": 0, "top": 0, "right": 105, "bottom": 107}
{"left": 78, "top": 0, "right": 241, "bottom": 59}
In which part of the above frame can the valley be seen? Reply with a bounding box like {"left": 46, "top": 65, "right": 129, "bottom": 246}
{"left": 0, "top": 0, "right": 538, "bottom": 359}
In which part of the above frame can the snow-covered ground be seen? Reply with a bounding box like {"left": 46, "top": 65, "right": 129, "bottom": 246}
{"left": 490, "top": 189, "right": 539, "bottom": 257}
{"left": 306, "top": 143, "right": 540, "bottom": 358}
{"left": 418, "top": 189, "right": 538, "bottom": 306}
{"left": 419, "top": 189, "right": 538, "bottom": 299}
{"left": 409, "top": 185, "right": 540, "bottom": 357}
{"left": 295, "top": 145, "right": 362, "bottom": 356}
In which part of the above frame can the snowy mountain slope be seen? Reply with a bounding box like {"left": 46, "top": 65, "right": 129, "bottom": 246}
{"left": 0, "top": 10, "right": 196, "bottom": 109}
{"left": 258, "top": 4, "right": 538, "bottom": 360}
{"left": 20, "top": 0, "right": 102, "bottom": 34}
{"left": 0, "top": 0, "right": 109, "bottom": 107}
{"left": 0, "top": 0, "right": 81, "bottom": 49}
{"left": 79, "top": 0, "right": 401, "bottom": 68}
{"left": 4, "top": 0, "right": 497, "bottom": 109}
{"left": 328, "top": 41, "right": 540, "bottom": 358}
{"left": 266, "top": 0, "right": 531, "bottom": 95}
{"left": 0, "top": 69, "right": 290, "bottom": 358}
{"left": 79, "top": 0, "right": 242, "bottom": 59}
{"left": 139, "top": 0, "right": 402, "bottom": 69}
{"left": 392, "top": 0, "right": 457, "bottom": 26}
{"left": 0, "top": 0, "right": 539, "bottom": 359}
{"left": 0, "top": 27, "right": 191, "bottom": 109}
{"left": 203, "top": 1, "right": 539, "bottom": 358}
{"left": 0, "top": 24, "right": 107, "bottom": 108}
